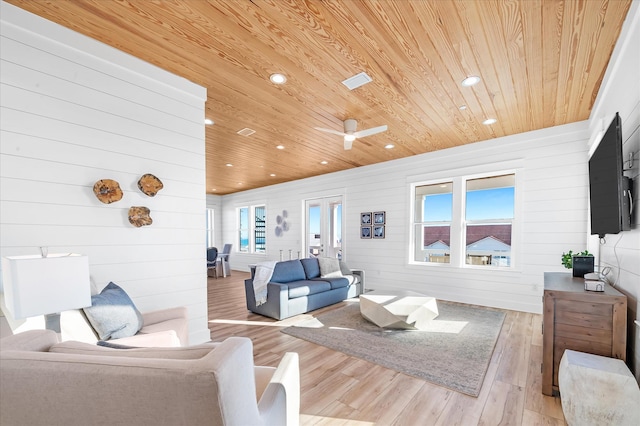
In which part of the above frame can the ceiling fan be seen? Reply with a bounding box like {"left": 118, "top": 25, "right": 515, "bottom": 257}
{"left": 315, "top": 119, "right": 388, "bottom": 150}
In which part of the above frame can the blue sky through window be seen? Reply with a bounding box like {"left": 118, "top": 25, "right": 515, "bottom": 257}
{"left": 423, "top": 187, "right": 514, "bottom": 221}
{"left": 309, "top": 204, "right": 341, "bottom": 237}
{"left": 423, "top": 193, "right": 452, "bottom": 221}
{"left": 466, "top": 187, "right": 514, "bottom": 220}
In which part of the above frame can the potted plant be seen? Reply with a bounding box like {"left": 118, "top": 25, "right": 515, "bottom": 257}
{"left": 562, "top": 250, "right": 594, "bottom": 277}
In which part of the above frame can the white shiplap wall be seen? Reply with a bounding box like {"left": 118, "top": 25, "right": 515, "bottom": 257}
{"left": 0, "top": 2, "right": 210, "bottom": 344}
{"left": 587, "top": 0, "right": 640, "bottom": 380}
{"left": 221, "top": 120, "right": 591, "bottom": 314}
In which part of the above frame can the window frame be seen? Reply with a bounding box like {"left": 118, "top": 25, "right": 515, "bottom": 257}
{"left": 409, "top": 169, "right": 520, "bottom": 270}
{"left": 414, "top": 181, "right": 454, "bottom": 264}
{"left": 463, "top": 173, "right": 516, "bottom": 269}
{"left": 206, "top": 208, "right": 215, "bottom": 248}
{"left": 237, "top": 204, "right": 267, "bottom": 254}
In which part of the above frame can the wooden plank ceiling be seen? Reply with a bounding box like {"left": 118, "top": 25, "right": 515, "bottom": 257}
{"left": 7, "top": 0, "right": 632, "bottom": 194}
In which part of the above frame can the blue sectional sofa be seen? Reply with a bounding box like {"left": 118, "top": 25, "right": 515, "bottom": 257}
{"left": 244, "top": 257, "right": 363, "bottom": 320}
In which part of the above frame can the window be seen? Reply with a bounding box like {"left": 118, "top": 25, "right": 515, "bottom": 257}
{"left": 239, "top": 207, "right": 249, "bottom": 252}
{"left": 238, "top": 205, "right": 266, "bottom": 253}
{"left": 206, "top": 208, "right": 215, "bottom": 248}
{"left": 465, "top": 175, "right": 514, "bottom": 267}
{"left": 414, "top": 182, "right": 453, "bottom": 264}
{"left": 411, "top": 172, "right": 516, "bottom": 269}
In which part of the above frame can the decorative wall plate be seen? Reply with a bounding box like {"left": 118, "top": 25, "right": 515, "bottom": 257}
{"left": 128, "top": 206, "right": 152, "bottom": 227}
{"left": 138, "top": 173, "right": 163, "bottom": 197}
{"left": 93, "top": 179, "right": 123, "bottom": 204}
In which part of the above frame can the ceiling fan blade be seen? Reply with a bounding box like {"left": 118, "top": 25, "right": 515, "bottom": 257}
{"left": 343, "top": 138, "right": 353, "bottom": 150}
{"left": 354, "top": 124, "right": 388, "bottom": 138}
{"left": 314, "top": 127, "right": 347, "bottom": 137}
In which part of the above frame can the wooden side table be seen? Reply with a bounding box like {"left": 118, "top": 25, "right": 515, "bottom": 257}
{"left": 542, "top": 272, "right": 627, "bottom": 396}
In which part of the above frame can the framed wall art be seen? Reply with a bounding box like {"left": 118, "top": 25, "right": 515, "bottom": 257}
{"left": 361, "top": 212, "right": 372, "bottom": 225}
{"left": 373, "top": 211, "right": 386, "bottom": 225}
{"left": 373, "top": 225, "right": 385, "bottom": 239}
{"left": 361, "top": 226, "right": 372, "bottom": 239}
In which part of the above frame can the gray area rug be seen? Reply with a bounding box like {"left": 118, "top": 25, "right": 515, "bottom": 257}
{"left": 281, "top": 300, "right": 506, "bottom": 396}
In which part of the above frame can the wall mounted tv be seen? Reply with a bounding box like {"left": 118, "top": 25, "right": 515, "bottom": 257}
{"left": 588, "top": 112, "right": 632, "bottom": 238}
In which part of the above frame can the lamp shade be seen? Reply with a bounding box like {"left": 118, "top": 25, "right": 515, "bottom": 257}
{"left": 2, "top": 253, "right": 91, "bottom": 319}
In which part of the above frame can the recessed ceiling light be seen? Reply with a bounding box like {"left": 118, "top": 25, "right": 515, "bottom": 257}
{"left": 276, "top": 145, "right": 284, "bottom": 150}
{"left": 270, "top": 73, "right": 287, "bottom": 84}
{"left": 483, "top": 118, "right": 497, "bottom": 125}
{"left": 226, "top": 163, "right": 233, "bottom": 167}
{"left": 204, "top": 118, "right": 214, "bottom": 125}
{"left": 461, "top": 76, "right": 481, "bottom": 87}
{"left": 320, "top": 160, "right": 328, "bottom": 165}
{"left": 385, "top": 144, "right": 395, "bottom": 149}
{"left": 458, "top": 105, "right": 467, "bottom": 110}
{"left": 270, "top": 173, "right": 276, "bottom": 177}
{"left": 211, "top": 188, "right": 217, "bottom": 191}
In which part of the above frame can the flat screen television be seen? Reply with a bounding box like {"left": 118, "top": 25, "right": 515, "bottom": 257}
{"left": 588, "top": 112, "right": 632, "bottom": 238}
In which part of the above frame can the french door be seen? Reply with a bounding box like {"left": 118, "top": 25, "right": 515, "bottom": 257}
{"left": 305, "top": 196, "right": 343, "bottom": 260}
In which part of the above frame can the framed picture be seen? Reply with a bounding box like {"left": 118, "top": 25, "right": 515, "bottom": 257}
{"left": 373, "top": 225, "right": 385, "bottom": 239}
{"left": 361, "top": 226, "right": 372, "bottom": 239}
{"left": 361, "top": 212, "right": 372, "bottom": 225}
{"left": 373, "top": 211, "right": 386, "bottom": 225}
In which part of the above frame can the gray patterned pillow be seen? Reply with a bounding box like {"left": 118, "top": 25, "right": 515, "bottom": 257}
{"left": 83, "top": 282, "right": 143, "bottom": 340}
{"left": 319, "top": 257, "right": 343, "bottom": 278}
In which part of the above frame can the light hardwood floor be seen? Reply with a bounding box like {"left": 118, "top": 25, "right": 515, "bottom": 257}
{"left": 208, "top": 272, "right": 566, "bottom": 425}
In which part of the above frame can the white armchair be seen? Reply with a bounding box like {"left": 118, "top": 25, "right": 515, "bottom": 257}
{"left": 1, "top": 330, "right": 300, "bottom": 426}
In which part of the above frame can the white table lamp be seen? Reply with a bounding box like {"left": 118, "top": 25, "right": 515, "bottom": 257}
{"left": 2, "top": 253, "right": 91, "bottom": 332}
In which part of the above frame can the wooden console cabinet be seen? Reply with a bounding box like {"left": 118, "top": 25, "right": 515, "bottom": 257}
{"left": 542, "top": 272, "right": 627, "bottom": 396}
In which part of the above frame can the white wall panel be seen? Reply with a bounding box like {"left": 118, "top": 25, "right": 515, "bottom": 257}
{"left": 0, "top": 3, "right": 209, "bottom": 345}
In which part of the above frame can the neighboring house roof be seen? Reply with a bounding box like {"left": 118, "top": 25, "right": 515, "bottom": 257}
{"left": 424, "top": 224, "right": 512, "bottom": 247}
{"left": 423, "top": 226, "right": 451, "bottom": 246}
{"left": 466, "top": 236, "right": 512, "bottom": 253}
{"left": 466, "top": 224, "right": 512, "bottom": 246}
{"left": 425, "top": 240, "right": 450, "bottom": 250}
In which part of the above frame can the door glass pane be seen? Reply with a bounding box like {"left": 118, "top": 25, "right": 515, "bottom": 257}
{"left": 306, "top": 197, "right": 343, "bottom": 259}
{"left": 254, "top": 206, "right": 266, "bottom": 252}
{"left": 327, "top": 201, "right": 342, "bottom": 260}
{"left": 307, "top": 204, "right": 321, "bottom": 257}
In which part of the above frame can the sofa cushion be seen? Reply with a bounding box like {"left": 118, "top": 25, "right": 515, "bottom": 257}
{"left": 318, "top": 257, "right": 343, "bottom": 278}
{"left": 271, "top": 260, "right": 306, "bottom": 283}
{"left": 50, "top": 340, "right": 218, "bottom": 359}
{"left": 300, "top": 258, "right": 321, "bottom": 279}
{"left": 342, "top": 274, "right": 360, "bottom": 286}
{"left": 82, "top": 282, "right": 144, "bottom": 340}
{"left": 287, "top": 280, "right": 331, "bottom": 299}
{"left": 339, "top": 261, "right": 353, "bottom": 275}
{"left": 312, "top": 277, "right": 350, "bottom": 290}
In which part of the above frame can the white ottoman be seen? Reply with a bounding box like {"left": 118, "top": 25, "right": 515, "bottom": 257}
{"left": 360, "top": 290, "right": 438, "bottom": 330}
{"left": 559, "top": 350, "right": 640, "bottom": 426}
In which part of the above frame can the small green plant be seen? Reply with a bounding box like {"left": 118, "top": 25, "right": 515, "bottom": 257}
{"left": 561, "top": 250, "right": 592, "bottom": 269}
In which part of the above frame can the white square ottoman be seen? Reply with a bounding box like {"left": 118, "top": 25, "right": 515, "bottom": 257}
{"left": 559, "top": 350, "right": 640, "bottom": 426}
{"left": 359, "top": 290, "right": 438, "bottom": 330}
